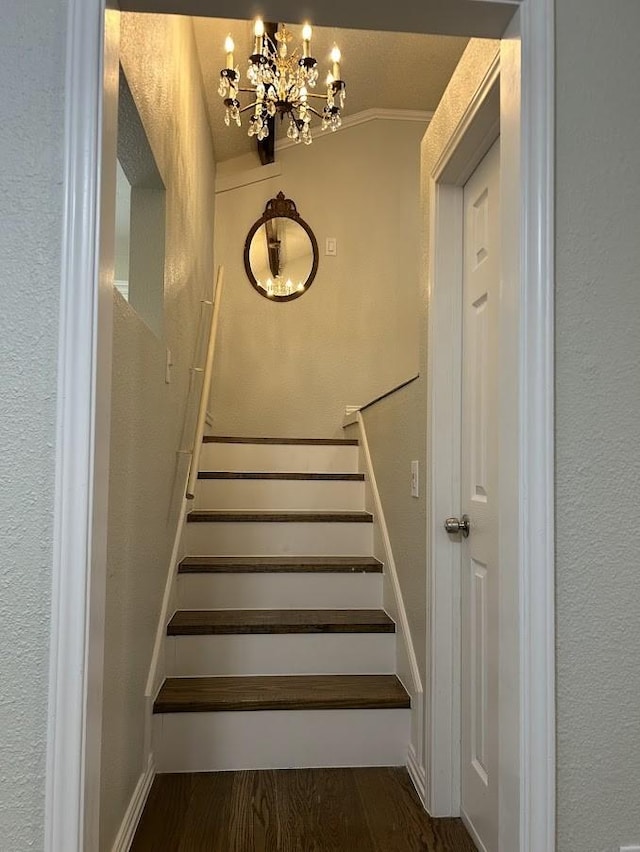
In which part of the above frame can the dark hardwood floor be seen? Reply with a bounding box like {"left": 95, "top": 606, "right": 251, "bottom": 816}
{"left": 130, "top": 767, "right": 476, "bottom": 851}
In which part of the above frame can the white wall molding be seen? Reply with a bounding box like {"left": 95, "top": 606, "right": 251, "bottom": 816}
{"left": 45, "top": 1, "right": 112, "bottom": 850}
{"left": 516, "top": 1, "right": 556, "bottom": 849}
{"left": 109, "top": 755, "right": 155, "bottom": 852}
{"left": 407, "top": 743, "right": 427, "bottom": 804}
{"left": 353, "top": 412, "right": 424, "bottom": 784}
{"left": 276, "top": 108, "right": 433, "bottom": 153}
{"left": 426, "top": 180, "right": 464, "bottom": 818}
{"left": 215, "top": 161, "right": 282, "bottom": 194}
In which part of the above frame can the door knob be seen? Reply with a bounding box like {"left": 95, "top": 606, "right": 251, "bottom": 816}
{"left": 444, "top": 515, "right": 470, "bottom": 537}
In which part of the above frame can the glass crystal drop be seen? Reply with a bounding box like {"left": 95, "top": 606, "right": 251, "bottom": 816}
{"left": 218, "top": 79, "right": 227, "bottom": 98}
{"left": 224, "top": 108, "right": 230, "bottom": 127}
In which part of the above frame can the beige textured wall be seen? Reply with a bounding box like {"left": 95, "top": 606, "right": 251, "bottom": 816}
{"left": 555, "top": 1, "right": 640, "bottom": 849}
{"left": 357, "top": 40, "right": 499, "bottom": 760}
{"left": 99, "top": 13, "right": 216, "bottom": 851}
{"left": 209, "top": 119, "right": 426, "bottom": 438}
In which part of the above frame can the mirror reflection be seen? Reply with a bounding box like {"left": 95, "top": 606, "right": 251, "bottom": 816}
{"left": 244, "top": 193, "right": 318, "bottom": 301}
{"left": 249, "top": 217, "right": 314, "bottom": 298}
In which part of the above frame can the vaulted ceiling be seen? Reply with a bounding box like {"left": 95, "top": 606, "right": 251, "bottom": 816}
{"left": 192, "top": 17, "right": 469, "bottom": 163}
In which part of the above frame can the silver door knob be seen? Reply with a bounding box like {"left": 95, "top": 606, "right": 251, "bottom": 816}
{"left": 444, "top": 515, "right": 470, "bottom": 537}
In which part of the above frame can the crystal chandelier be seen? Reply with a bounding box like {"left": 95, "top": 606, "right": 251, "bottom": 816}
{"left": 218, "top": 20, "right": 346, "bottom": 146}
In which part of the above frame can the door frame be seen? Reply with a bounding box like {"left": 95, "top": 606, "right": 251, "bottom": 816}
{"left": 46, "top": 0, "right": 554, "bottom": 850}
{"left": 426, "top": 7, "right": 554, "bottom": 852}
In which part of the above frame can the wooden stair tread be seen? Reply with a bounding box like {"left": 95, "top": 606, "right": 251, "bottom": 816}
{"left": 203, "top": 436, "right": 358, "bottom": 446}
{"left": 153, "top": 674, "right": 410, "bottom": 713}
{"left": 197, "top": 471, "right": 364, "bottom": 481}
{"left": 187, "top": 510, "right": 373, "bottom": 523}
{"left": 167, "top": 609, "right": 395, "bottom": 635}
{"left": 178, "top": 556, "right": 383, "bottom": 574}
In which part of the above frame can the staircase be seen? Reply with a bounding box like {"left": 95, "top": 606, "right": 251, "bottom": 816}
{"left": 152, "top": 435, "right": 411, "bottom": 772}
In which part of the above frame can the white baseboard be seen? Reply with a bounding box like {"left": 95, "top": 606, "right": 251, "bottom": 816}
{"left": 461, "top": 807, "right": 489, "bottom": 852}
{"left": 110, "top": 755, "right": 155, "bottom": 852}
{"left": 407, "top": 743, "right": 427, "bottom": 806}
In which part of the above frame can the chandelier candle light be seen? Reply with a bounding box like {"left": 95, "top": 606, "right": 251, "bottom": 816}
{"left": 218, "top": 20, "right": 346, "bottom": 145}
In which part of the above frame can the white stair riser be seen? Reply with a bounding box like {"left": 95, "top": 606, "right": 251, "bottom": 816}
{"left": 185, "top": 521, "right": 373, "bottom": 556}
{"left": 194, "top": 479, "right": 365, "bottom": 512}
{"left": 166, "top": 633, "right": 396, "bottom": 677}
{"left": 177, "top": 572, "right": 382, "bottom": 610}
{"left": 200, "top": 443, "right": 359, "bottom": 473}
{"left": 153, "top": 708, "right": 410, "bottom": 772}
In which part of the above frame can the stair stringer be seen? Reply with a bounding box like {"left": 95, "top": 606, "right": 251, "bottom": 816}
{"left": 350, "top": 411, "right": 426, "bottom": 803}
{"left": 142, "top": 459, "right": 190, "bottom": 765}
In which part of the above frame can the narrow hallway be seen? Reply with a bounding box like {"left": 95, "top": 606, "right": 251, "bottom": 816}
{"left": 131, "top": 767, "right": 475, "bottom": 851}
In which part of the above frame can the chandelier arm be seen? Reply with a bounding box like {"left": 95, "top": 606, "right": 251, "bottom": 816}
{"left": 305, "top": 93, "right": 331, "bottom": 101}
{"left": 239, "top": 102, "right": 260, "bottom": 113}
{"left": 306, "top": 106, "right": 325, "bottom": 118}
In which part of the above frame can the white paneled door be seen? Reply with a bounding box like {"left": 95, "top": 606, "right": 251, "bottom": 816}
{"left": 460, "top": 138, "right": 500, "bottom": 852}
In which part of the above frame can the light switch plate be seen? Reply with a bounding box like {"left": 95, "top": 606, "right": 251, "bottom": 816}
{"left": 411, "top": 460, "right": 419, "bottom": 498}
{"left": 325, "top": 237, "right": 337, "bottom": 256}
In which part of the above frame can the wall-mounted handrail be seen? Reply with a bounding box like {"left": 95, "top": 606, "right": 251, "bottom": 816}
{"left": 186, "top": 265, "right": 224, "bottom": 499}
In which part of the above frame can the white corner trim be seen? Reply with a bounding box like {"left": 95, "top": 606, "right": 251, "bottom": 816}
{"left": 407, "top": 744, "right": 427, "bottom": 805}
{"left": 215, "top": 160, "right": 282, "bottom": 194}
{"left": 518, "top": 1, "right": 555, "bottom": 849}
{"left": 110, "top": 755, "right": 156, "bottom": 852}
{"left": 355, "top": 412, "right": 423, "bottom": 696}
{"left": 276, "top": 108, "right": 433, "bottom": 153}
{"left": 45, "top": 0, "right": 105, "bottom": 849}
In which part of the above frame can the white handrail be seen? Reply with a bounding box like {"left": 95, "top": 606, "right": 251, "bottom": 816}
{"left": 186, "top": 265, "right": 224, "bottom": 499}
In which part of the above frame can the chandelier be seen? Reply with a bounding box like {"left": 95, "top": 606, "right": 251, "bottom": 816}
{"left": 218, "top": 20, "right": 346, "bottom": 146}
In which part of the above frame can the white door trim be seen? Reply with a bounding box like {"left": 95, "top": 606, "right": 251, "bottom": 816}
{"left": 45, "top": 1, "right": 115, "bottom": 850}
{"left": 46, "top": 1, "right": 554, "bottom": 849}
{"left": 426, "top": 4, "right": 555, "bottom": 852}
{"left": 427, "top": 52, "right": 500, "bottom": 821}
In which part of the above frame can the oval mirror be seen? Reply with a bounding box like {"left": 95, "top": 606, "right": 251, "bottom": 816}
{"left": 244, "top": 192, "right": 319, "bottom": 301}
